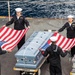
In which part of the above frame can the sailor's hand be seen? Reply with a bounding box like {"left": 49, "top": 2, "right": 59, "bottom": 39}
{"left": 41, "top": 51, "right": 45, "bottom": 54}
{"left": 63, "top": 50, "right": 70, "bottom": 53}
{"left": 7, "top": 50, "right": 12, "bottom": 53}
{"left": 39, "top": 49, "right": 45, "bottom": 54}
{"left": 39, "top": 48, "right": 42, "bottom": 51}
{"left": 28, "top": 26, "right": 30, "bottom": 29}
{"left": 3, "top": 25, "right": 6, "bottom": 27}
{"left": 64, "top": 49, "right": 71, "bottom": 52}
{"left": 55, "top": 31, "right": 58, "bottom": 33}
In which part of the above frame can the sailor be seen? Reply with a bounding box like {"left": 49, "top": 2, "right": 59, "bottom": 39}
{"left": 58, "top": 15, "right": 75, "bottom": 57}
{"left": 6, "top": 8, "right": 30, "bottom": 50}
{"left": 41, "top": 36, "right": 67, "bottom": 75}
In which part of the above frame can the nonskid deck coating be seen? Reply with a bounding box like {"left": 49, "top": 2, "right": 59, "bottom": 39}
{"left": 0, "top": 18, "right": 72, "bottom": 75}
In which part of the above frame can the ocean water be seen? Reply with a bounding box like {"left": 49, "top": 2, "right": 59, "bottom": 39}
{"left": 0, "top": 0, "right": 75, "bottom": 18}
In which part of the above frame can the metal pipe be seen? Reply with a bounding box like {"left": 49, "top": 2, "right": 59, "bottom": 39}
{"left": 7, "top": 1, "right": 10, "bottom": 21}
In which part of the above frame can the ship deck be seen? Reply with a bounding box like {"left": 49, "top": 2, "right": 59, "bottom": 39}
{"left": 0, "top": 17, "right": 73, "bottom": 75}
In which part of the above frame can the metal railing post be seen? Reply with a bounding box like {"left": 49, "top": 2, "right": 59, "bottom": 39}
{"left": 7, "top": 1, "right": 10, "bottom": 21}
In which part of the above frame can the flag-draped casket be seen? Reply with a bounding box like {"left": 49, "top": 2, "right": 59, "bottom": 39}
{"left": 15, "top": 31, "right": 53, "bottom": 69}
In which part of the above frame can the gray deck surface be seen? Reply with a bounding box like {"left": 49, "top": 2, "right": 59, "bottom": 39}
{"left": 0, "top": 18, "right": 73, "bottom": 75}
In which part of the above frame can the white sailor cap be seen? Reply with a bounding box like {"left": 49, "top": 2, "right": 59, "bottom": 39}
{"left": 15, "top": 8, "right": 22, "bottom": 12}
{"left": 50, "top": 36, "right": 57, "bottom": 42}
{"left": 67, "top": 15, "right": 74, "bottom": 18}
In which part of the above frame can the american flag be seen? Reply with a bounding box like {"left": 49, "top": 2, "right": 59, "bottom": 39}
{"left": 0, "top": 26, "right": 29, "bottom": 51}
{"left": 40, "top": 32, "right": 75, "bottom": 51}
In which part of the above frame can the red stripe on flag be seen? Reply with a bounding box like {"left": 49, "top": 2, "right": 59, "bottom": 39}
{"left": 58, "top": 37, "right": 65, "bottom": 47}
{"left": 47, "top": 39, "right": 51, "bottom": 44}
{"left": 5, "top": 30, "right": 18, "bottom": 42}
{"left": 65, "top": 39, "right": 75, "bottom": 50}
{"left": 61, "top": 38, "right": 70, "bottom": 49}
{"left": 0, "top": 27, "right": 9, "bottom": 41}
{"left": 1, "top": 28, "right": 13, "bottom": 41}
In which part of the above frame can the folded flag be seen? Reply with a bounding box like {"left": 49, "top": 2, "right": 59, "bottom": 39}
{"left": 40, "top": 32, "right": 75, "bottom": 51}
{"left": 0, "top": 26, "right": 29, "bottom": 51}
